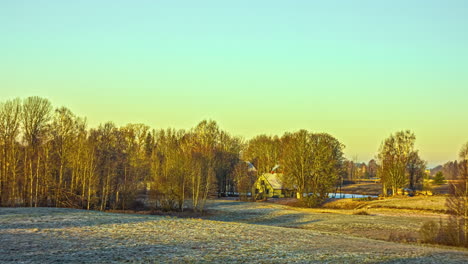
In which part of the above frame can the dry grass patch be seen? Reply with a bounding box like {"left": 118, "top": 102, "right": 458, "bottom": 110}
{"left": 323, "top": 196, "right": 449, "bottom": 215}
{"left": 322, "top": 198, "right": 370, "bottom": 210}
{"left": 366, "top": 196, "right": 448, "bottom": 213}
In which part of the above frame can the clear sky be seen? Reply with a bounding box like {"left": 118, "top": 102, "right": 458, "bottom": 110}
{"left": 1, "top": 1, "right": 468, "bottom": 167}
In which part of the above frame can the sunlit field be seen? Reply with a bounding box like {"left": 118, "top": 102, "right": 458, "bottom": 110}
{"left": 323, "top": 196, "right": 448, "bottom": 212}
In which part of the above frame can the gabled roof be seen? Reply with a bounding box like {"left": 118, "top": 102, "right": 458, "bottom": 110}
{"left": 263, "top": 173, "right": 284, "bottom": 190}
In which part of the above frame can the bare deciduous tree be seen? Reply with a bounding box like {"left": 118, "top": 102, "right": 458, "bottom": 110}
{"left": 0, "top": 98, "right": 22, "bottom": 205}
{"left": 446, "top": 143, "right": 468, "bottom": 247}
{"left": 377, "top": 130, "right": 425, "bottom": 196}
{"left": 243, "top": 135, "right": 280, "bottom": 176}
{"left": 281, "top": 130, "right": 345, "bottom": 207}
{"left": 22, "top": 96, "right": 52, "bottom": 206}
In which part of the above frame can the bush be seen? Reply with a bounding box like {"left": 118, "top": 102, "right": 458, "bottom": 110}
{"left": 303, "top": 195, "right": 327, "bottom": 207}
{"left": 419, "top": 219, "right": 467, "bottom": 247}
{"left": 433, "top": 172, "right": 445, "bottom": 185}
{"left": 388, "top": 231, "right": 417, "bottom": 243}
{"left": 419, "top": 220, "right": 440, "bottom": 243}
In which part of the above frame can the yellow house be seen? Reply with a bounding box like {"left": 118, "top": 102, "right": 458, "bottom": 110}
{"left": 254, "top": 173, "right": 294, "bottom": 199}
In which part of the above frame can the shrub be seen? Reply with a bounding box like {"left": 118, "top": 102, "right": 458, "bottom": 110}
{"left": 302, "top": 195, "right": 328, "bottom": 207}
{"left": 352, "top": 196, "right": 375, "bottom": 202}
{"left": 419, "top": 220, "right": 440, "bottom": 243}
{"left": 388, "top": 231, "right": 417, "bottom": 243}
{"left": 433, "top": 172, "right": 445, "bottom": 185}
{"left": 419, "top": 219, "right": 467, "bottom": 247}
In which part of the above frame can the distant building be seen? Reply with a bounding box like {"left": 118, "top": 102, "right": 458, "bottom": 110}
{"left": 246, "top": 161, "right": 257, "bottom": 173}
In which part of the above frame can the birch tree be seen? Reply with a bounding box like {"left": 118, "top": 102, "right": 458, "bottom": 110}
{"left": 0, "top": 98, "right": 22, "bottom": 205}
{"left": 22, "top": 96, "right": 52, "bottom": 207}
{"left": 189, "top": 120, "right": 219, "bottom": 212}
{"left": 51, "top": 107, "right": 77, "bottom": 205}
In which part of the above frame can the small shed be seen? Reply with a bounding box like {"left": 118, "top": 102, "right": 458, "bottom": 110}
{"left": 254, "top": 173, "right": 294, "bottom": 199}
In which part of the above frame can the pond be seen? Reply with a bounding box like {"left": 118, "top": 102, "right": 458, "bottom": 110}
{"left": 329, "top": 193, "right": 377, "bottom": 199}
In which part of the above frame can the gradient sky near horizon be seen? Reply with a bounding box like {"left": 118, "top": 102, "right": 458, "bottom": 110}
{"left": 1, "top": 1, "right": 468, "bottom": 167}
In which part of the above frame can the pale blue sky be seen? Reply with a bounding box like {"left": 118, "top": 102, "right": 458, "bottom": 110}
{"left": 1, "top": 1, "right": 468, "bottom": 166}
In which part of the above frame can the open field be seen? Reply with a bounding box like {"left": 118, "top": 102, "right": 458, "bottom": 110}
{"left": 323, "top": 196, "right": 448, "bottom": 213}
{"left": 1, "top": 200, "right": 467, "bottom": 263}
{"left": 206, "top": 199, "right": 450, "bottom": 242}
{"left": 364, "top": 196, "right": 448, "bottom": 212}
{"left": 338, "top": 182, "right": 452, "bottom": 196}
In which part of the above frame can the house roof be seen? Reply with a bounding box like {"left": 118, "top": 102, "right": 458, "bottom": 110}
{"left": 245, "top": 161, "right": 257, "bottom": 172}
{"left": 263, "top": 173, "right": 284, "bottom": 189}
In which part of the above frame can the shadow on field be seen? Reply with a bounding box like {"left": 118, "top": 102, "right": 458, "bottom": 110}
{"left": 205, "top": 204, "right": 324, "bottom": 228}
{"left": 246, "top": 213, "right": 323, "bottom": 227}
{"left": 0, "top": 231, "right": 181, "bottom": 263}
{"left": 0, "top": 230, "right": 271, "bottom": 263}
{"left": 0, "top": 207, "right": 157, "bottom": 230}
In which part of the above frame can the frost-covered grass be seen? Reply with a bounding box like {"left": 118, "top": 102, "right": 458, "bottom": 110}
{"left": 205, "top": 200, "right": 451, "bottom": 242}
{"left": 1, "top": 203, "right": 467, "bottom": 263}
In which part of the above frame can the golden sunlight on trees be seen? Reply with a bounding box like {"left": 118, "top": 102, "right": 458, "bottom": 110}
{"left": 446, "top": 143, "right": 468, "bottom": 247}
{"left": 22, "top": 96, "right": 53, "bottom": 207}
{"left": 0, "top": 97, "right": 351, "bottom": 209}
{"left": 0, "top": 98, "right": 22, "bottom": 206}
{"left": 377, "top": 130, "right": 426, "bottom": 196}
{"left": 280, "top": 130, "right": 345, "bottom": 207}
{"left": 0, "top": 96, "right": 246, "bottom": 212}
{"left": 0, "top": 97, "right": 350, "bottom": 210}
{"left": 243, "top": 135, "right": 280, "bottom": 176}
{"left": 148, "top": 121, "right": 242, "bottom": 212}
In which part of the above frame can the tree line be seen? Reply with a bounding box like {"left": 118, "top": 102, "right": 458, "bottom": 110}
{"left": 0, "top": 97, "right": 244, "bottom": 211}
{"left": 431, "top": 161, "right": 460, "bottom": 180}
{"left": 0, "top": 97, "right": 346, "bottom": 210}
